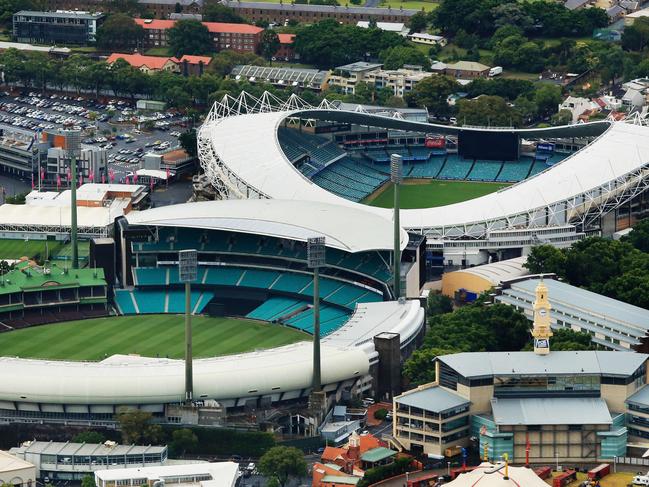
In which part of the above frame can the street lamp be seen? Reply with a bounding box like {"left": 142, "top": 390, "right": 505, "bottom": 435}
{"left": 555, "top": 452, "right": 559, "bottom": 471}
{"left": 447, "top": 461, "right": 451, "bottom": 476}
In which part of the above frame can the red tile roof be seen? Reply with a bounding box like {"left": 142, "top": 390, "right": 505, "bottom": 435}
{"left": 278, "top": 33, "right": 296, "bottom": 44}
{"left": 321, "top": 447, "right": 347, "bottom": 463}
{"left": 134, "top": 18, "right": 263, "bottom": 34}
{"left": 180, "top": 55, "right": 212, "bottom": 65}
{"left": 107, "top": 53, "right": 178, "bottom": 70}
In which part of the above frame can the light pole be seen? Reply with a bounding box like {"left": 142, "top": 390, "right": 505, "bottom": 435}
{"left": 179, "top": 249, "right": 197, "bottom": 404}
{"left": 308, "top": 236, "right": 325, "bottom": 392}
{"left": 447, "top": 462, "right": 451, "bottom": 476}
{"left": 555, "top": 452, "right": 559, "bottom": 471}
{"left": 63, "top": 130, "right": 81, "bottom": 269}
{"left": 390, "top": 154, "right": 402, "bottom": 299}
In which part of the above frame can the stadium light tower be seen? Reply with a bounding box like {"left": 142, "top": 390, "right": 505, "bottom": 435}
{"left": 179, "top": 249, "right": 197, "bottom": 404}
{"left": 63, "top": 130, "right": 81, "bottom": 270}
{"left": 391, "top": 154, "right": 403, "bottom": 298}
{"left": 308, "top": 236, "right": 325, "bottom": 392}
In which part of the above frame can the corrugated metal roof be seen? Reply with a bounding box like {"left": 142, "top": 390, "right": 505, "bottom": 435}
{"left": 360, "top": 447, "right": 396, "bottom": 463}
{"left": 437, "top": 351, "right": 647, "bottom": 379}
{"left": 223, "top": 0, "right": 418, "bottom": 15}
{"left": 450, "top": 256, "right": 528, "bottom": 285}
{"left": 395, "top": 385, "right": 469, "bottom": 413}
{"left": 491, "top": 397, "right": 612, "bottom": 425}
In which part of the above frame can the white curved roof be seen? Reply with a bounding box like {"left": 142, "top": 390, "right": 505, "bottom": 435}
{"left": 0, "top": 343, "right": 369, "bottom": 404}
{"left": 203, "top": 110, "right": 649, "bottom": 231}
{"left": 126, "top": 199, "right": 409, "bottom": 253}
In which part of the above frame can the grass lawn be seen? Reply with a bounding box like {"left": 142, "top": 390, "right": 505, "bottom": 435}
{"left": 548, "top": 471, "right": 634, "bottom": 486}
{"left": 379, "top": 0, "right": 439, "bottom": 10}
{"left": 0, "top": 239, "right": 89, "bottom": 261}
{"left": 0, "top": 314, "right": 309, "bottom": 361}
{"left": 145, "top": 47, "right": 173, "bottom": 57}
{"left": 364, "top": 179, "right": 509, "bottom": 209}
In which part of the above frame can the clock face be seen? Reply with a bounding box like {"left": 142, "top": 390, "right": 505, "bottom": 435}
{"left": 535, "top": 338, "right": 549, "bottom": 348}
{"left": 539, "top": 309, "right": 547, "bottom": 317}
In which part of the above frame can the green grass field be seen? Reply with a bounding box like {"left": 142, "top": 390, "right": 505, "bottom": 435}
{"left": 0, "top": 315, "right": 309, "bottom": 361}
{"left": 364, "top": 179, "right": 510, "bottom": 209}
{"left": 379, "top": 0, "right": 439, "bottom": 10}
{"left": 0, "top": 239, "right": 89, "bottom": 261}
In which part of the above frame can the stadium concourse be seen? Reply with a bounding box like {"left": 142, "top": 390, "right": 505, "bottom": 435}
{"left": 198, "top": 92, "right": 649, "bottom": 269}
{"left": 0, "top": 199, "right": 425, "bottom": 425}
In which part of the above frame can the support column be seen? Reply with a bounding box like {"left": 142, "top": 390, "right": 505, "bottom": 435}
{"left": 185, "top": 280, "right": 193, "bottom": 403}
{"left": 312, "top": 266, "right": 321, "bottom": 392}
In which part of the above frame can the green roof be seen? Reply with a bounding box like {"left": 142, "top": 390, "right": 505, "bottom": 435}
{"left": 360, "top": 447, "right": 396, "bottom": 463}
{"left": 321, "top": 476, "right": 360, "bottom": 485}
{"left": 0, "top": 261, "right": 106, "bottom": 295}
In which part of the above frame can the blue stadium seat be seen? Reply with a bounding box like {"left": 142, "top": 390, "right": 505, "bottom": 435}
{"left": 204, "top": 267, "right": 245, "bottom": 286}
{"left": 246, "top": 297, "right": 307, "bottom": 321}
{"left": 239, "top": 269, "right": 281, "bottom": 288}
{"left": 437, "top": 155, "right": 473, "bottom": 180}
{"left": 115, "top": 289, "right": 137, "bottom": 314}
{"left": 496, "top": 158, "right": 533, "bottom": 182}
{"left": 467, "top": 160, "right": 503, "bottom": 181}
{"left": 134, "top": 268, "right": 167, "bottom": 286}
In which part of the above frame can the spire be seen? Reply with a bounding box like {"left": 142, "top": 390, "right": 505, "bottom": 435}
{"left": 531, "top": 277, "right": 553, "bottom": 355}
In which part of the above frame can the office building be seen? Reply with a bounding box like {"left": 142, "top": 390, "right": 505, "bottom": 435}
{"left": 13, "top": 10, "right": 105, "bottom": 45}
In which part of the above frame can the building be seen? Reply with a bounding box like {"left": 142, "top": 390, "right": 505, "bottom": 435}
{"left": 625, "top": 6, "right": 649, "bottom": 25}
{"left": 392, "top": 282, "right": 647, "bottom": 463}
{"left": 565, "top": 0, "right": 591, "bottom": 9}
{"left": 179, "top": 55, "right": 211, "bottom": 76}
{"left": 94, "top": 462, "right": 239, "bottom": 487}
{"left": 46, "top": 143, "right": 108, "bottom": 184}
{"left": 134, "top": 18, "right": 263, "bottom": 52}
{"left": 231, "top": 65, "right": 330, "bottom": 91}
{"left": 221, "top": 0, "right": 419, "bottom": 25}
{"left": 13, "top": 10, "right": 104, "bottom": 45}
{"left": 139, "top": 0, "right": 203, "bottom": 18}
{"left": 430, "top": 60, "right": 491, "bottom": 79}
{"left": 9, "top": 442, "right": 168, "bottom": 481}
{"left": 495, "top": 276, "right": 649, "bottom": 351}
{"left": 445, "top": 462, "right": 549, "bottom": 486}
{"left": 107, "top": 53, "right": 180, "bottom": 74}
{"left": 275, "top": 33, "right": 296, "bottom": 61}
{"left": 441, "top": 256, "right": 528, "bottom": 302}
{"left": 0, "top": 125, "right": 46, "bottom": 179}
{"left": 356, "top": 21, "right": 409, "bottom": 36}
{"left": 0, "top": 450, "right": 36, "bottom": 487}
{"left": 408, "top": 32, "right": 447, "bottom": 46}
{"left": 558, "top": 95, "right": 599, "bottom": 122}
{"left": 329, "top": 62, "right": 433, "bottom": 97}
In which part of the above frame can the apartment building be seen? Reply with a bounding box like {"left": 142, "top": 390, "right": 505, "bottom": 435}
{"left": 13, "top": 10, "right": 105, "bottom": 45}
{"left": 328, "top": 62, "right": 433, "bottom": 97}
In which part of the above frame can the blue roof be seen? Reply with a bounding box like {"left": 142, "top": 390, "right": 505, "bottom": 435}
{"left": 395, "top": 386, "right": 469, "bottom": 413}
{"left": 491, "top": 397, "right": 612, "bottom": 425}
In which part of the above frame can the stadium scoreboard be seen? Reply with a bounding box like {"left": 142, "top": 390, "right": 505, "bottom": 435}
{"left": 458, "top": 130, "right": 520, "bottom": 161}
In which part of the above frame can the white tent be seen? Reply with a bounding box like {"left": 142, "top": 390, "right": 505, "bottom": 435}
{"left": 446, "top": 462, "right": 549, "bottom": 486}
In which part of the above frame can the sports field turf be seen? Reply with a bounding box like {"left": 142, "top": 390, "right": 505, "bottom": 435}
{"left": 364, "top": 179, "right": 510, "bottom": 209}
{"left": 0, "top": 315, "right": 308, "bottom": 361}
{"left": 0, "top": 239, "right": 89, "bottom": 261}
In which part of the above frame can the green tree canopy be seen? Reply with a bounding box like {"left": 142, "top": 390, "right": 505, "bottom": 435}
{"left": 405, "top": 74, "right": 459, "bottom": 116}
{"left": 116, "top": 409, "right": 163, "bottom": 444}
{"left": 260, "top": 30, "right": 280, "bottom": 63}
{"left": 72, "top": 431, "right": 106, "bottom": 444}
{"left": 168, "top": 20, "right": 213, "bottom": 57}
{"left": 524, "top": 244, "right": 567, "bottom": 276}
{"left": 456, "top": 95, "right": 522, "bottom": 127}
{"left": 379, "top": 45, "right": 429, "bottom": 70}
{"left": 96, "top": 13, "right": 145, "bottom": 50}
{"left": 258, "top": 446, "right": 307, "bottom": 487}
{"left": 171, "top": 428, "right": 198, "bottom": 457}
{"left": 202, "top": 3, "right": 247, "bottom": 22}
{"left": 625, "top": 219, "right": 649, "bottom": 253}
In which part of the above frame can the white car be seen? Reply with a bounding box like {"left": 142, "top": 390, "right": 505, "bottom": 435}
{"left": 633, "top": 474, "right": 649, "bottom": 485}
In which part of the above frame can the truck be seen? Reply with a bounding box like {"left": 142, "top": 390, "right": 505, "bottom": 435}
{"left": 489, "top": 66, "right": 503, "bottom": 77}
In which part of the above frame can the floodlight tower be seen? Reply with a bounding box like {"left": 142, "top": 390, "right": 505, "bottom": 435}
{"left": 63, "top": 130, "right": 81, "bottom": 270}
{"left": 179, "top": 249, "right": 198, "bottom": 404}
{"left": 308, "top": 236, "right": 325, "bottom": 392}
{"left": 391, "top": 154, "right": 403, "bottom": 299}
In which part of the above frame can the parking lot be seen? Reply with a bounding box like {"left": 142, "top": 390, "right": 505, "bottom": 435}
{"left": 0, "top": 91, "right": 193, "bottom": 183}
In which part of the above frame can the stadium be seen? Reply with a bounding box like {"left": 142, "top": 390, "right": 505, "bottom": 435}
{"left": 0, "top": 199, "right": 425, "bottom": 427}
{"left": 198, "top": 92, "right": 649, "bottom": 270}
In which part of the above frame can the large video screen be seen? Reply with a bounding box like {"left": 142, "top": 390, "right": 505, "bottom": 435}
{"left": 458, "top": 131, "right": 520, "bottom": 161}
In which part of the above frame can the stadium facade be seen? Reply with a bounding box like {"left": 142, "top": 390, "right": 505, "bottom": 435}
{"left": 198, "top": 92, "right": 649, "bottom": 273}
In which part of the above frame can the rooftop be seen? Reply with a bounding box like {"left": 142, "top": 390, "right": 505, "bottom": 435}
{"left": 278, "top": 33, "right": 295, "bottom": 44}
{"left": 321, "top": 476, "right": 360, "bottom": 485}
{"left": 12, "top": 441, "right": 165, "bottom": 457}
{"left": 0, "top": 450, "right": 34, "bottom": 473}
{"left": 356, "top": 21, "right": 406, "bottom": 32}
{"left": 450, "top": 256, "right": 528, "bottom": 285}
{"left": 445, "top": 60, "right": 490, "bottom": 72}
{"left": 94, "top": 462, "right": 238, "bottom": 485}
{"left": 0, "top": 261, "right": 105, "bottom": 295}
{"left": 627, "top": 384, "right": 649, "bottom": 408}
{"left": 508, "top": 277, "right": 649, "bottom": 332}
{"left": 15, "top": 10, "right": 104, "bottom": 19}
{"left": 436, "top": 351, "right": 648, "bottom": 379}
{"left": 446, "top": 462, "right": 550, "bottom": 486}
{"left": 107, "top": 53, "right": 178, "bottom": 70}
{"left": 395, "top": 385, "right": 469, "bottom": 413}
{"left": 126, "top": 199, "right": 409, "bottom": 253}
{"left": 134, "top": 18, "right": 262, "bottom": 34}
{"left": 222, "top": 0, "right": 419, "bottom": 15}
{"left": 179, "top": 54, "right": 212, "bottom": 65}
{"left": 491, "top": 397, "right": 612, "bottom": 425}
{"left": 231, "top": 65, "right": 329, "bottom": 85}
{"left": 335, "top": 62, "right": 383, "bottom": 73}
{"left": 360, "top": 446, "right": 396, "bottom": 463}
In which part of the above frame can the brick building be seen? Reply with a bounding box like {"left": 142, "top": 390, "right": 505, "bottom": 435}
{"left": 134, "top": 18, "right": 262, "bottom": 52}
{"left": 275, "top": 33, "right": 296, "bottom": 61}
{"left": 221, "top": 0, "right": 419, "bottom": 25}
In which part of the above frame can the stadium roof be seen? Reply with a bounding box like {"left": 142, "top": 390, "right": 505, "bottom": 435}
{"left": 507, "top": 277, "right": 649, "bottom": 334}
{"left": 201, "top": 106, "right": 642, "bottom": 235}
{"left": 13, "top": 441, "right": 165, "bottom": 456}
{"left": 491, "top": 397, "right": 612, "bottom": 425}
{"left": 0, "top": 342, "right": 369, "bottom": 404}
{"left": 395, "top": 385, "right": 469, "bottom": 413}
{"left": 436, "top": 351, "right": 648, "bottom": 379}
{"left": 126, "top": 199, "right": 409, "bottom": 253}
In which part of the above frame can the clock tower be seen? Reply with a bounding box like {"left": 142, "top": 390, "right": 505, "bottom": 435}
{"left": 531, "top": 279, "right": 553, "bottom": 355}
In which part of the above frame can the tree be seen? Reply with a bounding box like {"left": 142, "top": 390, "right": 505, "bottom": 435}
{"left": 96, "top": 13, "right": 145, "bottom": 50}
{"left": 171, "top": 429, "right": 198, "bottom": 457}
{"left": 258, "top": 446, "right": 307, "bottom": 487}
{"left": 408, "top": 11, "right": 428, "bottom": 33}
{"left": 81, "top": 475, "right": 95, "bottom": 487}
{"left": 179, "top": 130, "right": 198, "bottom": 157}
{"left": 405, "top": 75, "right": 458, "bottom": 117}
{"left": 260, "top": 30, "right": 280, "bottom": 63}
{"left": 522, "top": 328, "right": 594, "bottom": 351}
{"left": 168, "top": 20, "right": 213, "bottom": 57}
{"left": 72, "top": 431, "right": 106, "bottom": 444}
{"left": 427, "top": 293, "right": 453, "bottom": 316}
{"left": 625, "top": 218, "right": 649, "bottom": 253}
{"left": 524, "top": 244, "right": 567, "bottom": 276}
{"left": 551, "top": 109, "right": 572, "bottom": 126}
{"left": 210, "top": 50, "right": 265, "bottom": 76}
{"left": 379, "top": 45, "right": 429, "bottom": 70}
{"left": 403, "top": 347, "right": 456, "bottom": 385}
{"left": 202, "top": 3, "right": 247, "bottom": 23}
{"left": 533, "top": 84, "right": 562, "bottom": 117}
{"left": 457, "top": 95, "right": 522, "bottom": 127}
{"left": 174, "top": 1, "right": 182, "bottom": 13}
{"left": 116, "top": 409, "right": 163, "bottom": 444}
